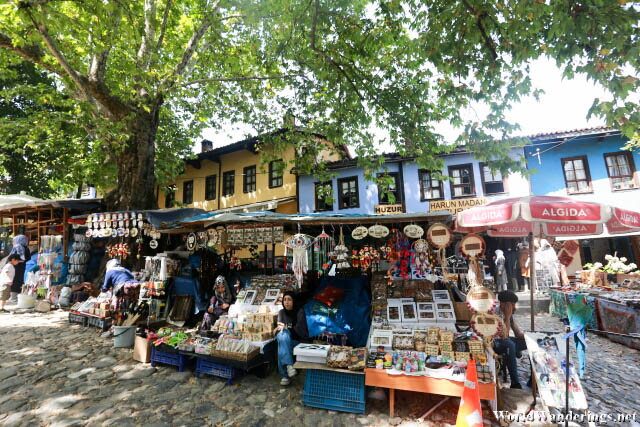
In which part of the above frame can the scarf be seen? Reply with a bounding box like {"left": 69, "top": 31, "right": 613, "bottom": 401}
{"left": 494, "top": 249, "right": 505, "bottom": 262}
{"left": 9, "top": 235, "right": 28, "bottom": 261}
{"left": 281, "top": 290, "right": 297, "bottom": 324}
{"left": 214, "top": 275, "right": 232, "bottom": 304}
{"left": 106, "top": 259, "right": 127, "bottom": 272}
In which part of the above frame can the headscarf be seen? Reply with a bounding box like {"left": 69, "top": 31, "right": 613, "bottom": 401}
{"left": 494, "top": 249, "right": 505, "bottom": 261}
{"left": 539, "top": 239, "right": 551, "bottom": 250}
{"left": 106, "top": 259, "right": 126, "bottom": 272}
{"left": 214, "top": 275, "right": 232, "bottom": 304}
{"left": 282, "top": 290, "right": 297, "bottom": 317}
{"left": 9, "top": 235, "right": 28, "bottom": 261}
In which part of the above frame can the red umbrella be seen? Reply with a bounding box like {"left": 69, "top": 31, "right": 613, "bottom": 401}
{"left": 455, "top": 196, "right": 640, "bottom": 330}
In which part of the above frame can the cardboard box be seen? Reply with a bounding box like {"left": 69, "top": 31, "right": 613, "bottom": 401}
{"left": 453, "top": 302, "right": 472, "bottom": 322}
{"left": 133, "top": 336, "right": 152, "bottom": 363}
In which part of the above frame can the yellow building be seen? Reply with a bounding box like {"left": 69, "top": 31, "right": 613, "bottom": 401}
{"left": 157, "top": 127, "right": 348, "bottom": 260}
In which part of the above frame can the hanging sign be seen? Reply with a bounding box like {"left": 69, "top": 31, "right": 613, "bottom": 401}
{"left": 426, "top": 223, "right": 453, "bottom": 248}
{"left": 460, "top": 233, "right": 485, "bottom": 257}
{"left": 368, "top": 224, "right": 390, "bottom": 239}
{"left": 470, "top": 313, "right": 503, "bottom": 339}
{"left": 466, "top": 286, "right": 497, "bottom": 314}
{"left": 430, "top": 197, "right": 487, "bottom": 214}
{"left": 149, "top": 239, "right": 158, "bottom": 249}
{"left": 352, "top": 226, "right": 369, "bottom": 240}
{"left": 403, "top": 224, "right": 424, "bottom": 239}
{"left": 374, "top": 204, "right": 404, "bottom": 215}
{"left": 186, "top": 233, "right": 197, "bottom": 251}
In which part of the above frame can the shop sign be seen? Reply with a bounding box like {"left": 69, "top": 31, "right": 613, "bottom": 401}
{"left": 368, "top": 224, "right": 390, "bottom": 238}
{"left": 352, "top": 226, "right": 369, "bottom": 240}
{"left": 430, "top": 197, "right": 487, "bottom": 214}
{"left": 426, "top": 223, "right": 453, "bottom": 248}
{"left": 403, "top": 224, "right": 424, "bottom": 239}
{"left": 374, "top": 204, "right": 404, "bottom": 215}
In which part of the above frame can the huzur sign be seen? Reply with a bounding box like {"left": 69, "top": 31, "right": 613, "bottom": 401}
{"left": 430, "top": 197, "right": 487, "bottom": 214}
{"left": 374, "top": 204, "right": 404, "bottom": 215}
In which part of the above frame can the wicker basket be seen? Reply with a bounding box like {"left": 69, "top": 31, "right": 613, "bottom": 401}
{"left": 455, "top": 352, "right": 471, "bottom": 362}
{"left": 440, "top": 330, "right": 454, "bottom": 342}
{"left": 472, "top": 352, "right": 487, "bottom": 364}
{"left": 469, "top": 340, "right": 484, "bottom": 353}
{"left": 441, "top": 351, "right": 455, "bottom": 360}
{"left": 439, "top": 341, "right": 453, "bottom": 353}
{"left": 427, "top": 327, "right": 440, "bottom": 344}
{"left": 425, "top": 344, "right": 440, "bottom": 356}
{"left": 210, "top": 347, "right": 260, "bottom": 361}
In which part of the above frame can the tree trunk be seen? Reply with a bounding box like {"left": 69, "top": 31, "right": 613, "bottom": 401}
{"left": 108, "top": 105, "right": 160, "bottom": 210}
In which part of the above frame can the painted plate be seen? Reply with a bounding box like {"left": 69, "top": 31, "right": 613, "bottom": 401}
{"left": 186, "top": 232, "right": 197, "bottom": 251}
{"left": 117, "top": 228, "right": 125, "bottom": 237}
{"left": 466, "top": 285, "right": 497, "bottom": 314}
{"left": 460, "top": 233, "right": 485, "bottom": 257}
{"left": 352, "top": 226, "right": 369, "bottom": 240}
{"left": 130, "top": 228, "right": 138, "bottom": 237}
{"left": 368, "top": 224, "right": 390, "bottom": 239}
{"left": 426, "top": 223, "right": 453, "bottom": 249}
{"left": 403, "top": 224, "right": 424, "bottom": 239}
{"left": 149, "top": 239, "right": 158, "bottom": 249}
{"left": 85, "top": 230, "right": 92, "bottom": 238}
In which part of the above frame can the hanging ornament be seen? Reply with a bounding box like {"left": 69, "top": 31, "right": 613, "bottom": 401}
{"left": 283, "top": 233, "right": 315, "bottom": 287}
{"left": 315, "top": 227, "right": 334, "bottom": 272}
{"left": 368, "top": 224, "right": 389, "bottom": 239}
{"left": 403, "top": 224, "right": 424, "bottom": 239}
{"left": 352, "top": 226, "right": 368, "bottom": 240}
{"left": 411, "top": 239, "right": 430, "bottom": 275}
{"left": 186, "top": 233, "right": 197, "bottom": 251}
{"left": 333, "top": 226, "right": 351, "bottom": 270}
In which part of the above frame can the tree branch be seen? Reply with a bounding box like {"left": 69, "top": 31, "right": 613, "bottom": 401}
{"left": 309, "top": 0, "right": 364, "bottom": 102}
{"left": 178, "top": 73, "right": 304, "bottom": 88}
{"left": 0, "top": 33, "right": 62, "bottom": 75}
{"left": 89, "top": 13, "right": 120, "bottom": 83}
{"left": 170, "top": 14, "right": 212, "bottom": 79}
{"left": 155, "top": 0, "right": 172, "bottom": 51}
{"left": 137, "top": 0, "right": 157, "bottom": 71}
{"left": 460, "top": 0, "right": 498, "bottom": 61}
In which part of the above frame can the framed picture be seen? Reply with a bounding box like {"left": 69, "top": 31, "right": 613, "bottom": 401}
{"left": 401, "top": 302, "right": 417, "bottom": 323}
{"left": 244, "top": 289, "right": 257, "bottom": 305}
{"left": 387, "top": 302, "right": 402, "bottom": 323}
{"left": 235, "top": 290, "right": 247, "bottom": 304}
{"left": 417, "top": 302, "right": 435, "bottom": 321}
{"left": 432, "top": 290, "right": 450, "bottom": 301}
{"left": 369, "top": 329, "right": 393, "bottom": 350}
{"left": 372, "top": 335, "right": 391, "bottom": 346}
{"left": 261, "top": 289, "right": 280, "bottom": 305}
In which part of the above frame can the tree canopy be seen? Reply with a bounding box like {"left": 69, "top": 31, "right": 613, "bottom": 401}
{"left": 0, "top": 0, "right": 638, "bottom": 208}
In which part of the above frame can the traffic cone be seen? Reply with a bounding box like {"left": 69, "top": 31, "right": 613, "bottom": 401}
{"left": 456, "top": 359, "right": 483, "bottom": 427}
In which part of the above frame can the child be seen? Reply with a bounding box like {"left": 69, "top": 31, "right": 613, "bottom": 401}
{"left": 0, "top": 254, "right": 21, "bottom": 312}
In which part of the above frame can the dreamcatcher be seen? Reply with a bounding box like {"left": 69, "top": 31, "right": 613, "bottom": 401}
{"left": 283, "top": 233, "right": 315, "bottom": 287}
{"left": 411, "top": 239, "right": 430, "bottom": 275}
{"left": 315, "top": 227, "right": 334, "bottom": 273}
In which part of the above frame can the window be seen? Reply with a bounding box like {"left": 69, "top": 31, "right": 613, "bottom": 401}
{"left": 604, "top": 152, "right": 637, "bottom": 191}
{"left": 418, "top": 170, "right": 443, "bottom": 200}
{"left": 164, "top": 185, "right": 175, "bottom": 208}
{"left": 269, "top": 160, "right": 284, "bottom": 188}
{"left": 480, "top": 163, "right": 505, "bottom": 195}
{"left": 337, "top": 176, "right": 359, "bottom": 209}
{"left": 377, "top": 173, "right": 401, "bottom": 205}
{"left": 243, "top": 165, "right": 256, "bottom": 193}
{"left": 205, "top": 175, "right": 216, "bottom": 200}
{"left": 561, "top": 156, "right": 592, "bottom": 194}
{"left": 314, "top": 182, "right": 333, "bottom": 212}
{"left": 448, "top": 164, "right": 475, "bottom": 197}
{"left": 222, "top": 171, "right": 235, "bottom": 196}
{"left": 182, "top": 180, "right": 193, "bottom": 204}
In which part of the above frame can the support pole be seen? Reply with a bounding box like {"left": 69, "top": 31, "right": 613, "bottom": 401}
{"left": 62, "top": 208, "right": 69, "bottom": 261}
{"left": 565, "top": 325, "right": 570, "bottom": 427}
{"left": 529, "top": 232, "right": 536, "bottom": 332}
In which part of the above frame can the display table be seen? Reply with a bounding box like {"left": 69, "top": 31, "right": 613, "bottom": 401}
{"left": 293, "top": 362, "right": 366, "bottom": 414}
{"left": 595, "top": 298, "right": 640, "bottom": 350}
{"left": 364, "top": 368, "right": 497, "bottom": 417}
{"left": 549, "top": 290, "right": 599, "bottom": 330}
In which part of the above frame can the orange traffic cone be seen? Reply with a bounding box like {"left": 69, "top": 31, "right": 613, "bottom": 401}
{"left": 456, "top": 359, "right": 484, "bottom": 427}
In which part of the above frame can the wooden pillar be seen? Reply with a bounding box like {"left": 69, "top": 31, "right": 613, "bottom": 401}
{"left": 62, "top": 208, "right": 69, "bottom": 261}
{"left": 263, "top": 244, "right": 268, "bottom": 275}
{"left": 271, "top": 243, "right": 275, "bottom": 275}
{"left": 37, "top": 209, "right": 42, "bottom": 250}
{"left": 12, "top": 214, "right": 16, "bottom": 235}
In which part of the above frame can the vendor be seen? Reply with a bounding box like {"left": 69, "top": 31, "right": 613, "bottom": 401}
{"left": 494, "top": 249, "right": 507, "bottom": 291}
{"left": 70, "top": 282, "right": 98, "bottom": 303}
{"left": 493, "top": 290, "right": 528, "bottom": 389}
{"left": 201, "top": 276, "right": 233, "bottom": 330}
{"left": 102, "top": 259, "right": 140, "bottom": 312}
{"left": 8, "top": 234, "right": 30, "bottom": 302}
{"left": 275, "top": 291, "right": 308, "bottom": 386}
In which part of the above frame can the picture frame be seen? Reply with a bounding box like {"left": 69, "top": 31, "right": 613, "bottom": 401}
{"left": 235, "top": 290, "right": 247, "bottom": 304}
{"left": 417, "top": 302, "right": 436, "bottom": 321}
{"left": 369, "top": 329, "right": 393, "bottom": 350}
{"left": 387, "top": 301, "right": 402, "bottom": 323}
{"left": 431, "top": 290, "right": 451, "bottom": 301}
{"left": 261, "top": 289, "right": 280, "bottom": 305}
{"left": 244, "top": 289, "right": 257, "bottom": 305}
{"left": 401, "top": 302, "right": 418, "bottom": 323}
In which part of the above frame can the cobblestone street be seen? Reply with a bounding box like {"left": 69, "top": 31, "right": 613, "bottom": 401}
{"left": 0, "top": 308, "right": 637, "bottom": 427}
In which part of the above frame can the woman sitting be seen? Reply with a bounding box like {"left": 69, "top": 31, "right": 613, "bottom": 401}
{"left": 201, "top": 275, "right": 233, "bottom": 330}
{"left": 275, "top": 291, "right": 308, "bottom": 386}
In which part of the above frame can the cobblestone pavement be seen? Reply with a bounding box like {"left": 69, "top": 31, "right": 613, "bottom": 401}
{"left": 0, "top": 308, "right": 637, "bottom": 427}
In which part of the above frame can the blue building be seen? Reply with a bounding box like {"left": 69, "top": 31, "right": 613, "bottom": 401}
{"left": 523, "top": 126, "right": 640, "bottom": 268}
{"left": 297, "top": 148, "right": 529, "bottom": 216}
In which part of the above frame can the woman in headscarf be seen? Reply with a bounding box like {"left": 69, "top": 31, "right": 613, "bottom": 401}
{"left": 275, "top": 291, "right": 308, "bottom": 386}
{"left": 8, "top": 235, "right": 30, "bottom": 301}
{"left": 102, "top": 259, "right": 140, "bottom": 313}
{"left": 201, "top": 275, "right": 233, "bottom": 330}
{"left": 494, "top": 249, "right": 507, "bottom": 291}
{"left": 535, "top": 239, "right": 560, "bottom": 290}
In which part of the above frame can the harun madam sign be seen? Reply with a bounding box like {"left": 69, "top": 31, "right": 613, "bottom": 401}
{"left": 429, "top": 197, "right": 487, "bottom": 214}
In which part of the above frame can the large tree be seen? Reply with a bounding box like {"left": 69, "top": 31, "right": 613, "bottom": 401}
{"left": 1, "top": 1, "right": 638, "bottom": 209}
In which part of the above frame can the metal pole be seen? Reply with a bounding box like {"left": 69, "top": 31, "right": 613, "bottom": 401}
{"left": 529, "top": 232, "right": 535, "bottom": 332}
{"left": 565, "top": 325, "right": 570, "bottom": 427}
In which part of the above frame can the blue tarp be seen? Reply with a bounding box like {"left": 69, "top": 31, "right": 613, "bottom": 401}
{"left": 145, "top": 208, "right": 207, "bottom": 229}
{"left": 304, "top": 275, "right": 371, "bottom": 347}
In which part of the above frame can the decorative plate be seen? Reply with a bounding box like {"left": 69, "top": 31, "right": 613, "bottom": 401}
{"left": 403, "top": 224, "right": 424, "bottom": 239}
{"left": 85, "top": 230, "right": 92, "bottom": 238}
{"left": 149, "top": 239, "right": 158, "bottom": 249}
{"left": 460, "top": 233, "right": 485, "bottom": 257}
{"left": 352, "top": 226, "right": 369, "bottom": 240}
{"left": 466, "top": 285, "right": 497, "bottom": 314}
{"left": 124, "top": 212, "right": 129, "bottom": 220}
{"left": 426, "top": 223, "right": 453, "bottom": 249}
{"left": 130, "top": 228, "right": 138, "bottom": 237}
{"left": 196, "top": 231, "right": 208, "bottom": 248}
{"left": 105, "top": 213, "right": 111, "bottom": 220}
{"left": 470, "top": 313, "right": 504, "bottom": 339}
{"left": 368, "top": 224, "right": 390, "bottom": 239}
{"left": 103, "top": 229, "right": 112, "bottom": 237}
{"left": 117, "top": 228, "right": 125, "bottom": 237}
{"left": 186, "top": 232, "right": 197, "bottom": 251}
{"left": 124, "top": 229, "right": 130, "bottom": 237}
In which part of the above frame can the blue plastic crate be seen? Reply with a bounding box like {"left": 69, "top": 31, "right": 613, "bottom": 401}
{"left": 68, "top": 312, "right": 88, "bottom": 327}
{"left": 87, "top": 316, "right": 111, "bottom": 331}
{"left": 195, "top": 358, "right": 237, "bottom": 384}
{"left": 303, "top": 369, "right": 365, "bottom": 414}
{"left": 151, "top": 347, "right": 193, "bottom": 372}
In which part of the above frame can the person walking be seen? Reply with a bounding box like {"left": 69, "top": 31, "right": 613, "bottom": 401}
{"left": 494, "top": 249, "right": 508, "bottom": 291}
{"left": 8, "top": 235, "right": 30, "bottom": 302}
{"left": 0, "top": 255, "right": 21, "bottom": 312}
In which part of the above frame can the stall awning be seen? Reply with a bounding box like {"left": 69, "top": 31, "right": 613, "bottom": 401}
{"left": 214, "top": 197, "right": 296, "bottom": 214}
{"left": 556, "top": 229, "right": 640, "bottom": 241}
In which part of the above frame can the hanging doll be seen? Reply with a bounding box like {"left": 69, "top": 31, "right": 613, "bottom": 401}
{"left": 387, "top": 229, "right": 411, "bottom": 279}
{"left": 411, "top": 239, "right": 430, "bottom": 277}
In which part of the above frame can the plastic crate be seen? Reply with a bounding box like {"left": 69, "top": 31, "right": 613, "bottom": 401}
{"left": 151, "top": 347, "right": 193, "bottom": 372}
{"left": 195, "top": 358, "right": 237, "bottom": 384}
{"left": 68, "top": 312, "right": 88, "bottom": 327}
{"left": 302, "top": 369, "right": 365, "bottom": 414}
{"left": 87, "top": 316, "right": 111, "bottom": 331}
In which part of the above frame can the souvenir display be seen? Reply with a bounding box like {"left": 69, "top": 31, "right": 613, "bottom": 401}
{"left": 470, "top": 313, "right": 504, "bottom": 339}
{"left": 426, "top": 223, "right": 453, "bottom": 249}
{"left": 149, "top": 239, "right": 158, "bottom": 249}
{"left": 261, "top": 289, "right": 280, "bottom": 305}
{"left": 326, "top": 346, "right": 352, "bottom": 368}
{"left": 283, "top": 233, "right": 314, "bottom": 287}
{"left": 243, "top": 225, "right": 256, "bottom": 245}
{"left": 387, "top": 229, "right": 412, "bottom": 279}
{"left": 186, "top": 233, "right": 197, "bottom": 251}
{"left": 417, "top": 302, "right": 436, "bottom": 321}
{"left": 293, "top": 344, "right": 330, "bottom": 364}
{"left": 348, "top": 347, "right": 367, "bottom": 371}
{"left": 403, "top": 224, "right": 424, "bottom": 239}
{"left": 465, "top": 286, "right": 497, "bottom": 314}
{"left": 196, "top": 231, "right": 208, "bottom": 248}
{"left": 272, "top": 224, "right": 284, "bottom": 242}
{"left": 352, "top": 226, "right": 369, "bottom": 240}
{"left": 411, "top": 239, "right": 430, "bottom": 276}
{"left": 401, "top": 301, "right": 418, "bottom": 323}
{"left": 387, "top": 300, "right": 402, "bottom": 323}
{"left": 368, "top": 224, "right": 390, "bottom": 239}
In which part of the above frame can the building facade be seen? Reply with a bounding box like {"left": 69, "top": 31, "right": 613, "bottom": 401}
{"left": 523, "top": 126, "right": 640, "bottom": 267}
